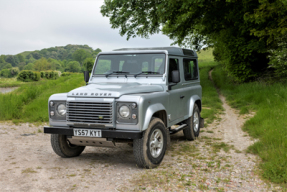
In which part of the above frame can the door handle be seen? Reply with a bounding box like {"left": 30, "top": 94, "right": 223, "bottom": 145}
{"left": 180, "top": 95, "right": 185, "bottom": 99}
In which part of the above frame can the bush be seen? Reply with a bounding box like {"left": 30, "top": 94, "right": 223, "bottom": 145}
{"left": 34, "top": 72, "right": 40, "bottom": 81}
{"left": 44, "top": 71, "right": 59, "bottom": 79}
{"left": 0, "top": 67, "right": 19, "bottom": 78}
{"left": 40, "top": 71, "right": 45, "bottom": 78}
{"left": 268, "top": 34, "right": 287, "bottom": 78}
{"left": 17, "top": 70, "right": 40, "bottom": 82}
{"left": 10, "top": 67, "right": 19, "bottom": 77}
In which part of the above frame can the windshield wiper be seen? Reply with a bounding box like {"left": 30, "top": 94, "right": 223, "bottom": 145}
{"left": 134, "top": 71, "right": 159, "bottom": 78}
{"left": 105, "top": 71, "right": 130, "bottom": 78}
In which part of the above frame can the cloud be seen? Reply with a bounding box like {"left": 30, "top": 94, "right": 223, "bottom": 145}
{"left": 0, "top": 0, "right": 174, "bottom": 55}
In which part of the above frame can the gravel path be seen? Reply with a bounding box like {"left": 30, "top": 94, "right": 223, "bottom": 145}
{"left": 0, "top": 122, "right": 144, "bottom": 191}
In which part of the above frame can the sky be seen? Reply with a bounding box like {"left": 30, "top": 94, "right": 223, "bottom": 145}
{"left": 0, "top": 0, "right": 174, "bottom": 55}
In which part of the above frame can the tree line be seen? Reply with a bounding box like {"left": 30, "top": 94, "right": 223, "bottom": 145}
{"left": 101, "top": 0, "right": 287, "bottom": 82}
{"left": 0, "top": 44, "right": 101, "bottom": 78}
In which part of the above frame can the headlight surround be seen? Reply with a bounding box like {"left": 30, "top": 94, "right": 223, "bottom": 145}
{"left": 49, "top": 100, "right": 66, "bottom": 120}
{"left": 119, "top": 105, "right": 130, "bottom": 118}
{"left": 117, "top": 102, "right": 138, "bottom": 124}
{"left": 57, "top": 104, "right": 67, "bottom": 116}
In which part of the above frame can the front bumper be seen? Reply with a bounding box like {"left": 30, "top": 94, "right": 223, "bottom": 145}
{"left": 44, "top": 126, "right": 143, "bottom": 139}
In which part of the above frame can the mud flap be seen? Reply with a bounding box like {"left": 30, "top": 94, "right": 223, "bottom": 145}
{"left": 200, "top": 118, "right": 204, "bottom": 128}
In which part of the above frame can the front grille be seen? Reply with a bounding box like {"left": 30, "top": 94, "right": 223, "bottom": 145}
{"left": 67, "top": 102, "right": 113, "bottom": 124}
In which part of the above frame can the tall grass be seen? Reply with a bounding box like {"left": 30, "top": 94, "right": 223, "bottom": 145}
{"left": 212, "top": 65, "right": 287, "bottom": 184}
{"left": 0, "top": 74, "right": 85, "bottom": 123}
{"left": 0, "top": 77, "right": 25, "bottom": 87}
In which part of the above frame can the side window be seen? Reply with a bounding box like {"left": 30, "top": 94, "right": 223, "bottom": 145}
{"left": 183, "top": 59, "right": 198, "bottom": 81}
{"left": 168, "top": 58, "right": 179, "bottom": 83}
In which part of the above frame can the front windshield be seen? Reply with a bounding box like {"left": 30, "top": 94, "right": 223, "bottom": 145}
{"left": 93, "top": 54, "right": 165, "bottom": 75}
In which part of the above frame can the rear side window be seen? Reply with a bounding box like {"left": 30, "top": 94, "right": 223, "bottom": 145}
{"left": 183, "top": 59, "right": 198, "bottom": 81}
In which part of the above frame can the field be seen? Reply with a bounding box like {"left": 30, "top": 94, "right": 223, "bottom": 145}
{"left": 0, "top": 77, "right": 26, "bottom": 88}
{"left": 0, "top": 74, "right": 85, "bottom": 123}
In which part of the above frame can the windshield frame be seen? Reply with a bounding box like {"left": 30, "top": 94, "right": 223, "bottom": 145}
{"left": 91, "top": 51, "right": 167, "bottom": 77}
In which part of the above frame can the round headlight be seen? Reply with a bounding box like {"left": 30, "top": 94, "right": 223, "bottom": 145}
{"left": 119, "top": 105, "right": 130, "bottom": 118}
{"left": 57, "top": 104, "right": 66, "bottom": 116}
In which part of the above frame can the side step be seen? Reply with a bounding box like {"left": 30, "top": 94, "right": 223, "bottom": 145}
{"left": 169, "top": 124, "right": 187, "bottom": 135}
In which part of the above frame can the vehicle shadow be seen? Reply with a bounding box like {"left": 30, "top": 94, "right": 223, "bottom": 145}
{"left": 60, "top": 131, "right": 189, "bottom": 168}
{"left": 58, "top": 143, "right": 137, "bottom": 168}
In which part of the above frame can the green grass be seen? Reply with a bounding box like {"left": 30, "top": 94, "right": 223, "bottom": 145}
{"left": 197, "top": 48, "right": 214, "bottom": 63}
{"left": 199, "top": 61, "right": 223, "bottom": 125}
{"left": 0, "top": 74, "right": 85, "bottom": 123}
{"left": 212, "top": 65, "right": 287, "bottom": 184}
{"left": 197, "top": 47, "right": 222, "bottom": 125}
{"left": 0, "top": 77, "right": 26, "bottom": 87}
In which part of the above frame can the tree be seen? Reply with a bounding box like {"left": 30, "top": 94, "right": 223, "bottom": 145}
{"left": 244, "top": 0, "right": 287, "bottom": 78}
{"left": 83, "top": 57, "right": 95, "bottom": 72}
{"left": 268, "top": 34, "right": 287, "bottom": 78}
{"left": 32, "top": 52, "right": 42, "bottom": 59}
{"left": 101, "top": 0, "right": 286, "bottom": 82}
{"left": 18, "top": 62, "right": 26, "bottom": 71}
{"left": 244, "top": 0, "right": 287, "bottom": 45}
{"left": 65, "top": 61, "right": 81, "bottom": 72}
{"left": 2, "top": 63, "right": 12, "bottom": 69}
{"left": 16, "top": 54, "right": 25, "bottom": 62}
{"left": 24, "top": 63, "right": 34, "bottom": 70}
{"left": 48, "top": 58, "right": 63, "bottom": 71}
{"left": 34, "top": 58, "right": 52, "bottom": 71}
{"left": 0, "top": 55, "right": 6, "bottom": 63}
{"left": 26, "top": 55, "right": 36, "bottom": 64}
{"left": 0, "top": 69, "right": 10, "bottom": 78}
{"left": 5, "top": 55, "right": 19, "bottom": 67}
{"left": 72, "top": 49, "right": 92, "bottom": 65}
{"left": 10, "top": 67, "right": 19, "bottom": 77}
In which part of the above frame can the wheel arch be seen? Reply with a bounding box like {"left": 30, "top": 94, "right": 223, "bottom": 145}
{"left": 188, "top": 95, "right": 202, "bottom": 117}
{"left": 142, "top": 103, "right": 167, "bottom": 131}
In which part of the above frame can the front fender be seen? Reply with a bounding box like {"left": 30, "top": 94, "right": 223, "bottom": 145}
{"left": 49, "top": 93, "right": 68, "bottom": 102}
{"left": 188, "top": 95, "right": 201, "bottom": 117}
{"left": 142, "top": 103, "right": 166, "bottom": 131}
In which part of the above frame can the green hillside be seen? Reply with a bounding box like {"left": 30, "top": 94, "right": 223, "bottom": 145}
{"left": 0, "top": 44, "right": 101, "bottom": 77}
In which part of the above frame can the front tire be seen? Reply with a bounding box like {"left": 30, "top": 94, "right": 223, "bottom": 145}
{"left": 51, "top": 134, "right": 85, "bottom": 158}
{"left": 183, "top": 104, "right": 201, "bottom": 140}
{"left": 133, "top": 118, "right": 167, "bottom": 169}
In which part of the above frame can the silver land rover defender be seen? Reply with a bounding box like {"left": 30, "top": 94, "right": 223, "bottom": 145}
{"left": 44, "top": 47, "right": 204, "bottom": 168}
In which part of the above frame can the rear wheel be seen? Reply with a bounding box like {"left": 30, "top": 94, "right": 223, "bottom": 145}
{"left": 183, "top": 104, "right": 200, "bottom": 140}
{"left": 51, "top": 134, "right": 85, "bottom": 158}
{"left": 133, "top": 118, "right": 167, "bottom": 168}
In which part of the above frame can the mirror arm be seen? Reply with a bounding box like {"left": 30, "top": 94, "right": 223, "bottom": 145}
{"left": 168, "top": 83, "right": 177, "bottom": 90}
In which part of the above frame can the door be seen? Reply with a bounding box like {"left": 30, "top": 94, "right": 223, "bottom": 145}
{"left": 168, "top": 57, "right": 185, "bottom": 122}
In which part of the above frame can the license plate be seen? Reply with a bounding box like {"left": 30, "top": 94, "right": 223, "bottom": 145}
{"left": 73, "top": 129, "right": 102, "bottom": 137}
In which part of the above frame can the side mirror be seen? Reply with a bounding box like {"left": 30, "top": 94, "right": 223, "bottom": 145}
{"left": 171, "top": 70, "right": 180, "bottom": 83}
{"left": 84, "top": 71, "right": 89, "bottom": 84}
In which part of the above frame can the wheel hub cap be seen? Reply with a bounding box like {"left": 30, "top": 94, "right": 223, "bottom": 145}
{"left": 149, "top": 129, "right": 163, "bottom": 158}
{"left": 193, "top": 112, "right": 199, "bottom": 132}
